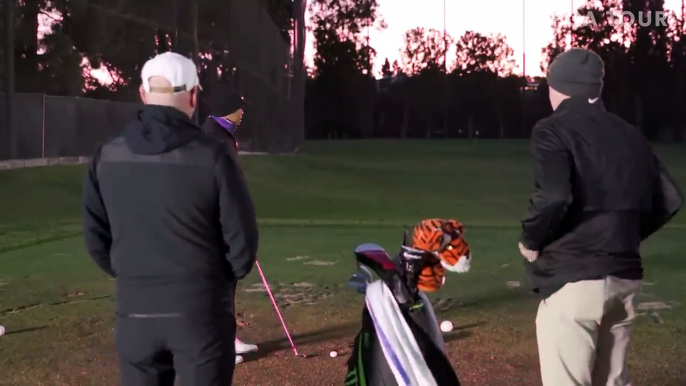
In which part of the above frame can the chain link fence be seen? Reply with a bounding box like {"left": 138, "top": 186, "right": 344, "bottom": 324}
{"left": 0, "top": 93, "right": 139, "bottom": 158}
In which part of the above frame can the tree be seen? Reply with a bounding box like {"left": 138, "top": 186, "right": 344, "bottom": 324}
{"left": 37, "top": 23, "right": 85, "bottom": 96}
{"left": 266, "top": 0, "right": 293, "bottom": 41}
{"left": 310, "top": 0, "right": 383, "bottom": 77}
{"left": 669, "top": 8, "right": 686, "bottom": 141}
{"left": 64, "top": 0, "right": 175, "bottom": 100}
{"left": 400, "top": 27, "right": 452, "bottom": 74}
{"left": 623, "top": 0, "right": 673, "bottom": 140}
{"left": 448, "top": 31, "right": 517, "bottom": 138}
{"left": 308, "top": 0, "right": 384, "bottom": 139}
{"left": 453, "top": 31, "right": 516, "bottom": 75}
{"left": 392, "top": 60, "right": 401, "bottom": 75}
{"left": 544, "top": 0, "right": 632, "bottom": 114}
{"left": 543, "top": 0, "right": 677, "bottom": 140}
{"left": 0, "top": 0, "right": 83, "bottom": 95}
{"left": 64, "top": 0, "right": 295, "bottom": 101}
{"left": 381, "top": 58, "right": 393, "bottom": 77}
{"left": 396, "top": 27, "right": 453, "bottom": 138}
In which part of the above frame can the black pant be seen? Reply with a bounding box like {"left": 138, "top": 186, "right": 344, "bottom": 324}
{"left": 116, "top": 312, "right": 236, "bottom": 386}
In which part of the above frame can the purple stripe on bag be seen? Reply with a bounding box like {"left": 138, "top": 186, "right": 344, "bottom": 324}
{"left": 366, "top": 296, "right": 412, "bottom": 386}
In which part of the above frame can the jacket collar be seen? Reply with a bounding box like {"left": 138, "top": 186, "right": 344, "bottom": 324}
{"left": 138, "top": 105, "right": 199, "bottom": 130}
{"left": 555, "top": 96, "right": 605, "bottom": 114}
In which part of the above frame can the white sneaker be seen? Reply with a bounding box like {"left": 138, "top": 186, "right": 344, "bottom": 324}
{"left": 235, "top": 338, "right": 258, "bottom": 354}
{"left": 235, "top": 355, "right": 244, "bottom": 365}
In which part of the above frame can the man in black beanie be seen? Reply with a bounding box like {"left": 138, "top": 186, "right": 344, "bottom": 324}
{"left": 519, "top": 48, "right": 683, "bottom": 386}
{"left": 201, "top": 90, "right": 260, "bottom": 365}
{"left": 202, "top": 90, "right": 246, "bottom": 150}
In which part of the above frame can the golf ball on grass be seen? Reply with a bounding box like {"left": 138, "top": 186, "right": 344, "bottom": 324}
{"left": 440, "top": 321, "right": 453, "bottom": 332}
{"left": 0, "top": 326, "right": 5, "bottom": 336}
{"left": 329, "top": 351, "right": 338, "bottom": 358}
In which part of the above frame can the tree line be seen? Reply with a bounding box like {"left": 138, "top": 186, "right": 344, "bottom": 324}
{"left": 306, "top": 0, "right": 686, "bottom": 141}
{"left": 0, "top": 0, "right": 293, "bottom": 101}
{"left": 1, "top": 0, "right": 684, "bottom": 142}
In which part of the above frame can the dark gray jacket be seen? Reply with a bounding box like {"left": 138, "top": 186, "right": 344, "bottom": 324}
{"left": 82, "top": 105, "right": 258, "bottom": 314}
{"left": 521, "top": 97, "right": 683, "bottom": 297}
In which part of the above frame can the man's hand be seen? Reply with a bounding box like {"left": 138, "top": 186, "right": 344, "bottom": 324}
{"left": 518, "top": 242, "right": 539, "bottom": 263}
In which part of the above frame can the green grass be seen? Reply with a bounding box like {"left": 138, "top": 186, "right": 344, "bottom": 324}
{"left": 0, "top": 140, "right": 685, "bottom": 385}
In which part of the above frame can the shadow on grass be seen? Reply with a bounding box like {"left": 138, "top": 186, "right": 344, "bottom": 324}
{"left": 456, "top": 289, "right": 532, "bottom": 309}
{"left": 443, "top": 321, "right": 487, "bottom": 343}
{"left": 445, "top": 330, "right": 473, "bottom": 342}
{"left": 250, "top": 321, "right": 360, "bottom": 359}
{"left": 5, "top": 326, "right": 48, "bottom": 335}
{"left": 248, "top": 319, "right": 487, "bottom": 361}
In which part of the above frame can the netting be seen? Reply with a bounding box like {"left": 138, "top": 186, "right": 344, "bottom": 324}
{"left": 195, "top": 0, "right": 305, "bottom": 154}
{"left": 0, "top": 0, "right": 305, "bottom": 160}
{"left": 0, "top": 92, "right": 140, "bottom": 159}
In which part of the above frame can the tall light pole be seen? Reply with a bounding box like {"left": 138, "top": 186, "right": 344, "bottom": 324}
{"left": 443, "top": 0, "right": 447, "bottom": 72}
{"left": 522, "top": 0, "right": 526, "bottom": 80}
{"left": 680, "top": 0, "right": 685, "bottom": 141}
{"left": 367, "top": 16, "right": 370, "bottom": 74}
{"left": 442, "top": 0, "right": 449, "bottom": 136}
{"left": 367, "top": 11, "right": 372, "bottom": 138}
{"left": 171, "top": 0, "right": 178, "bottom": 51}
{"left": 190, "top": 0, "right": 199, "bottom": 124}
{"left": 4, "top": 0, "right": 16, "bottom": 160}
{"left": 570, "top": 0, "right": 574, "bottom": 48}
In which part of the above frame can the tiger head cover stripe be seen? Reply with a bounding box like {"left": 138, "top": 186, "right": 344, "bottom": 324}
{"left": 410, "top": 219, "right": 471, "bottom": 292}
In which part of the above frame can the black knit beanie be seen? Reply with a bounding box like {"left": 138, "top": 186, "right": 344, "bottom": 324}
{"left": 547, "top": 48, "right": 604, "bottom": 98}
{"left": 208, "top": 86, "right": 246, "bottom": 116}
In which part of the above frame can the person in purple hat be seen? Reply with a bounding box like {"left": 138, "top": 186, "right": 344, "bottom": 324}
{"left": 202, "top": 92, "right": 245, "bottom": 151}
{"left": 202, "top": 91, "right": 257, "bottom": 365}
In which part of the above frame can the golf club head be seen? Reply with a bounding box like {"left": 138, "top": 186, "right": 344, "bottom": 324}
{"left": 347, "top": 265, "right": 373, "bottom": 294}
{"left": 347, "top": 274, "right": 368, "bottom": 294}
{"left": 353, "top": 243, "right": 419, "bottom": 305}
{"left": 354, "top": 243, "right": 397, "bottom": 281}
{"left": 357, "top": 265, "right": 373, "bottom": 282}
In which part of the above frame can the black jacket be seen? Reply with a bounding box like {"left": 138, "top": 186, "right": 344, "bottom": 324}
{"left": 82, "top": 105, "right": 259, "bottom": 314}
{"left": 201, "top": 116, "right": 238, "bottom": 147}
{"left": 521, "top": 97, "right": 683, "bottom": 297}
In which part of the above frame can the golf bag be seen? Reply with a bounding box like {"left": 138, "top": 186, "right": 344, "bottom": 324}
{"left": 344, "top": 223, "right": 464, "bottom": 386}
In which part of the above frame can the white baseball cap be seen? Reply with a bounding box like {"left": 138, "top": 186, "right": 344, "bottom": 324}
{"left": 140, "top": 52, "right": 202, "bottom": 94}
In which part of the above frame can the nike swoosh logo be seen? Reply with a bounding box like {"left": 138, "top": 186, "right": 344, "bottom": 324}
{"left": 588, "top": 97, "right": 599, "bottom": 103}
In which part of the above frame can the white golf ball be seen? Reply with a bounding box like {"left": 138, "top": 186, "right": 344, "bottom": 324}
{"left": 329, "top": 350, "right": 338, "bottom": 358}
{"left": 440, "top": 321, "right": 453, "bottom": 332}
{"left": 0, "top": 326, "right": 5, "bottom": 336}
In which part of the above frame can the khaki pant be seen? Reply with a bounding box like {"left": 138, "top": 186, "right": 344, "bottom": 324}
{"left": 536, "top": 276, "right": 642, "bottom": 386}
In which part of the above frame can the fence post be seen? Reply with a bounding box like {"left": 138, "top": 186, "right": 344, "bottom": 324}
{"left": 4, "top": 0, "right": 16, "bottom": 160}
{"left": 41, "top": 94, "right": 46, "bottom": 158}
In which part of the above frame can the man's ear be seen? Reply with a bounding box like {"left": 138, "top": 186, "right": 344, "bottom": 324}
{"left": 190, "top": 88, "right": 198, "bottom": 109}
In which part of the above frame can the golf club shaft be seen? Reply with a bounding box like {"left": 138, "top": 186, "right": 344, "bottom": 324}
{"left": 254, "top": 260, "right": 299, "bottom": 355}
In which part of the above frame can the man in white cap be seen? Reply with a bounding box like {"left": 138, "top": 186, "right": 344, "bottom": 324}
{"left": 82, "top": 52, "right": 258, "bottom": 385}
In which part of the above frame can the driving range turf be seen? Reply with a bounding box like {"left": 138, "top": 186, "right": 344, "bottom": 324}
{"left": 0, "top": 140, "right": 684, "bottom": 385}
